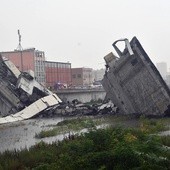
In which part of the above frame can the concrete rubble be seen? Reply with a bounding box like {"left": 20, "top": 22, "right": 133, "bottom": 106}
{"left": 0, "top": 54, "right": 61, "bottom": 124}
{"left": 1, "top": 36, "right": 169, "bottom": 124}
{"left": 0, "top": 54, "right": 117, "bottom": 124}
{"left": 102, "top": 37, "right": 170, "bottom": 117}
{"left": 48, "top": 99, "right": 118, "bottom": 116}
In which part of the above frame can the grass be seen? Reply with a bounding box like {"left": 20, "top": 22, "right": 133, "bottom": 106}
{"left": 0, "top": 126, "right": 170, "bottom": 170}
{"left": 160, "top": 135, "right": 170, "bottom": 147}
{"left": 35, "top": 117, "right": 100, "bottom": 138}
{"left": 35, "top": 115, "right": 170, "bottom": 139}
{"left": 139, "top": 116, "right": 170, "bottom": 134}
{"left": 0, "top": 115, "right": 170, "bottom": 169}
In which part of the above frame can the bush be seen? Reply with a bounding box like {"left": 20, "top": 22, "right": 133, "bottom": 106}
{"left": 160, "top": 135, "right": 170, "bottom": 147}
{"left": 0, "top": 127, "right": 169, "bottom": 169}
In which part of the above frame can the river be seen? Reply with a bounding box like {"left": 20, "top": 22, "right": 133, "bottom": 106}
{"left": 0, "top": 116, "right": 169, "bottom": 153}
{"left": 0, "top": 117, "right": 66, "bottom": 153}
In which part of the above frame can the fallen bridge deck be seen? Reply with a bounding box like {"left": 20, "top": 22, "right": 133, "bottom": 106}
{"left": 102, "top": 37, "right": 170, "bottom": 116}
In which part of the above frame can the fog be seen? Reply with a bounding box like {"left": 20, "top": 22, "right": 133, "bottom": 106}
{"left": 0, "top": 0, "right": 170, "bottom": 69}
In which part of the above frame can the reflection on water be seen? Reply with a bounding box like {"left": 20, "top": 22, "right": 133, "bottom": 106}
{"left": 159, "top": 130, "right": 170, "bottom": 136}
{"left": 0, "top": 117, "right": 65, "bottom": 153}
{"left": 0, "top": 116, "right": 169, "bottom": 153}
{"left": 0, "top": 117, "right": 139, "bottom": 153}
{"left": 0, "top": 116, "right": 110, "bottom": 153}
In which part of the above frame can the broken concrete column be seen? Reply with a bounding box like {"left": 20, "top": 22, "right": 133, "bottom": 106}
{"left": 102, "top": 37, "right": 170, "bottom": 116}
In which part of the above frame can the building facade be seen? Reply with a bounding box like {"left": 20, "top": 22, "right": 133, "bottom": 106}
{"left": 1, "top": 48, "right": 46, "bottom": 85}
{"left": 71, "top": 67, "right": 93, "bottom": 87}
{"left": 45, "top": 61, "right": 72, "bottom": 89}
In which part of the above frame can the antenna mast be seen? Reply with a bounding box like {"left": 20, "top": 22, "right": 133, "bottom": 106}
{"left": 16, "top": 29, "right": 23, "bottom": 71}
{"left": 16, "top": 29, "right": 23, "bottom": 51}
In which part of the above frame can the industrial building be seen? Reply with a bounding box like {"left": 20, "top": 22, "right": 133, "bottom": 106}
{"left": 1, "top": 48, "right": 46, "bottom": 85}
{"left": 45, "top": 61, "right": 71, "bottom": 89}
{"left": 1, "top": 49, "right": 72, "bottom": 88}
{"left": 71, "top": 67, "right": 93, "bottom": 87}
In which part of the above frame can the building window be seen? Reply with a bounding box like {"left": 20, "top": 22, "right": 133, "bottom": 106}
{"left": 77, "top": 74, "right": 81, "bottom": 78}
{"left": 72, "top": 74, "right": 76, "bottom": 78}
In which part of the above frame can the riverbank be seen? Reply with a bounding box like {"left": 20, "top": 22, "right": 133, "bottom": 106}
{"left": 0, "top": 116, "right": 169, "bottom": 169}
{"left": 0, "top": 115, "right": 169, "bottom": 153}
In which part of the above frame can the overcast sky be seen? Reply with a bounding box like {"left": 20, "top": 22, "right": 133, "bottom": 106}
{"left": 0, "top": 0, "right": 170, "bottom": 70}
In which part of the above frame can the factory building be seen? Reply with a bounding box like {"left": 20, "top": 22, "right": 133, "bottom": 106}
{"left": 45, "top": 61, "right": 72, "bottom": 89}
{"left": 1, "top": 49, "right": 72, "bottom": 88}
{"left": 71, "top": 67, "right": 93, "bottom": 87}
{"left": 1, "top": 48, "right": 46, "bottom": 85}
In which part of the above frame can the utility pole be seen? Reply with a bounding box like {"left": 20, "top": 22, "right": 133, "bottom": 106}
{"left": 16, "top": 29, "right": 23, "bottom": 71}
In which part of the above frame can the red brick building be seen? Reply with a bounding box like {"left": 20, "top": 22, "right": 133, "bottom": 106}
{"left": 45, "top": 61, "right": 72, "bottom": 89}
{"left": 1, "top": 48, "right": 46, "bottom": 85}
{"left": 1, "top": 49, "right": 72, "bottom": 88}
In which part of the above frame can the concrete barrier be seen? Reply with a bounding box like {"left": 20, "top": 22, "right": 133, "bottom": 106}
{"left": 55, "top": 88, "right": 106, "bottom": 103}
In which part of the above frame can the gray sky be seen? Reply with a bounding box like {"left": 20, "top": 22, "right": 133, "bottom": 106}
{"left": 0, "top": 0, "right": 170, "bottom": 70}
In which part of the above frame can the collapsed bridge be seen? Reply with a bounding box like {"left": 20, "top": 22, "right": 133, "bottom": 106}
{"left": 102, "top": 37, "right": 170, "bottom": 116}
{"left": 0, "top": 36, "right": 170, "bottom": 124}
{"left": 0, "top": 54, "right": 61, "bottom": 124}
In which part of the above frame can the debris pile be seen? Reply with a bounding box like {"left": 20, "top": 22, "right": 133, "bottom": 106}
{"left": 0, "top": 54, "right": 61, "bottom": 124}
{"left": 42, "top": 99, "right": 118, "bottom": 117}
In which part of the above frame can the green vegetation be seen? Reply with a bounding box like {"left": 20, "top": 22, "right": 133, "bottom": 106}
{"left": 84, "top": 98, "right": 103, "bottom": 105}
{"left": 139, "top": 116, "right": 169, "bottom": 133}
{"left": 160, "top": 135, "right": 170, "bottom": 147}
{"left": 0, "top": 126, "right": 169, "bottom": 170}
{"left": 35, "top": 117, "right": 100, "bottom": 138}
{"left": 35, "top": 115, "right": 170, "bottom": 139}
{"left": 0, "top": 116, "right": 169, "bottom": 169}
